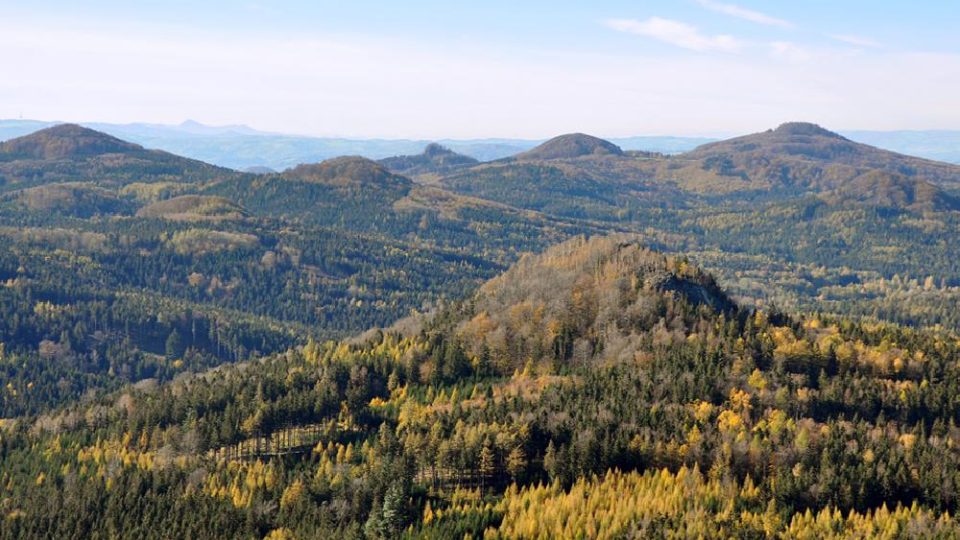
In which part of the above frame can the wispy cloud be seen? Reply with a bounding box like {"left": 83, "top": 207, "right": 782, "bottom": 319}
{"left": 829, "top": 34, "right": 881, "bottom": 48}
{"left": 769, "top": 41, "right": 811, "bottom": 62}
{"left": 606, "top": 17, "right": 742, "bottom": 53}
{"left": 3, "top": 14, "right": 956, "bottom": 136}
{"left": 697, "top": 0, "right": 792, "bottom": 28}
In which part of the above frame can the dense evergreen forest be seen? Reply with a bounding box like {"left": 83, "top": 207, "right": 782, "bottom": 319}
{"left": 3, "top": 236, "right": 960, "bottom": 538}
{"left": 1, "top": 123, "right": 960, "bottom": 537}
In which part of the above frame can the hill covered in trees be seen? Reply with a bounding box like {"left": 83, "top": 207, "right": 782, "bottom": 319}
{"left": 136, "top": 195, "right": 249, "bottom": 220}
{"left": 378, "top": 144, "right": 479, "bottom": 178}
{"left": 440, "top": 123, "right": 960, "bottom": 207}
{"left": 2, "top": 121, "right": 960, "bottom": 420}
{"left": 5, "top": 182, "right": 135, "bottom": 216}
{"left": 816, "top": 170, "right": 960, "bottom": 212}
{"left": 667, "top": 122, "right": 960, "bottom": 194}
{"left": 0, "top": 124, "right": 234, "bottom": 191}
{"left": 0, "top": 127, "right": 582, "bottom": 416}
{"left": 0, "top": 123, "right": 142, "bottom": 160}
{"left": 4, "top": 235, "right": 960, "bottom": 538}
{"left": 283, "top": 156, "right": 412, "bottom": 189}
{"left": 430, "top": 123, "right": 960, "bottom": 330}
{"left": 514, "top": 133, "right": 624, "bottom": 161}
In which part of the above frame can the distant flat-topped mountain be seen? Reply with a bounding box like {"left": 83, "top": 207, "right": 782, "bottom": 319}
{"left": 0, "top": 124, "right": 233, "bottom": 191}
{"left": 378, "top": 143, "right": 479, "bottom": 177}
{"left": 284, "top": 156, "right": 412, "bottom": 188}
{"left": 672, "top": 121, "right": 960, "bottom": 193}
{"left": 685, "top": 122, "right": 857, "bottom": 163}
{"left": 515, "top": 133, "right": 624, "bottom": 160}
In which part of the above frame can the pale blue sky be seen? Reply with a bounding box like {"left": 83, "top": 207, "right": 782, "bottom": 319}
{"left": 1, "top": 1, "right": 958, "bottom": 137}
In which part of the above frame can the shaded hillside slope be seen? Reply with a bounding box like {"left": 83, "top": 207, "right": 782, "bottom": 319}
{"left": 0, "top": 124, "right": 236, "bottom": 191}
{"left": 378, "top": 143, "right": 479, "bottom": 177}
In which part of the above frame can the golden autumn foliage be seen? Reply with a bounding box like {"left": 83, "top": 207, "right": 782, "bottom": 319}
{"left": 464, "top": 467, "right": 960, "bottom": 539}
{"left": 203, "top": 459, "right": 278, "bottom": 508}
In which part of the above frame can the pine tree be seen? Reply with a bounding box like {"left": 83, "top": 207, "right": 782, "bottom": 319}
{"left": 506, "top": 446, "right": 527, "bottom": 482}
{"left": 165, "top": 329, "right": 183, "bottom": 359}
{"left": 479, "top": 443, "right": 496, "bottom": 493}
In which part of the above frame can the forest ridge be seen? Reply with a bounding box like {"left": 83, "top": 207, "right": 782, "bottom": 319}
{"left": 0, "top": 121, "right": 959, "bottom": 538}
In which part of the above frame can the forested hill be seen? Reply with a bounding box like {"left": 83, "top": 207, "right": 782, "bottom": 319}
{"left": 378, "top": 144, "right": 478, "bottom": 177}
{"left": 820, "top": 170, "right": 960, "bottom": 212}
{"left": 2, "top": 122, "right": 960, "bottom": 420}
{"left": 437, "top": 122, "right": 960, "bottom": 216}
{"left": 0, "top": 123, "right": 141, "bottom": 159}
{"left": 513, "top": 133, "right": 624, "bottom": 160}
{"left": 432, "top": 122, "right": 960, "bottom": 332}
{"left": 670, "top": 121, "right": 960, "bottom": 193}
{"left": 438, "top": 122, "right": 960, "bottom": 204}
{"left": 0, "top": 124, "right": 234, "bottom": 190}
{"left": 0, "top": 126, "right": 581, "bottom": 417}
{"left": 4, "top": 235, "right": 960, "bottom": 538}
{"left": 283, "top": 156, "right": 412, "bottom": 189}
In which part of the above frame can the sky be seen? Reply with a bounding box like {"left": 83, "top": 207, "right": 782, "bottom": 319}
{"left": 1, "top": 1, "right": 958, "bottom": 139}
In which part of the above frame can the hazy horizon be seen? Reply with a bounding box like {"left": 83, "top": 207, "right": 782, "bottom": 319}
{"left": 0, "top": 116, "right": 734, "bottom": 140}
{"left": 7, "top": 116, "right": 960, "bottom": 144}
{"left": 3, "top": 1, "right": 959, "bottom": 139}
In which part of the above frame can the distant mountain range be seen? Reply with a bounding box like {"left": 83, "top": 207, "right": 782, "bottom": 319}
{"left": 0, "top": 119, "right": 710, "bottom": 170}
{"left": 5, "top": 122, "right": 958, "bottom": 211}
{"left": 0, "top": 121, "right": 957, "bottom": 370}
{"left": 5, "top": 118, "right": 958, "bottom": 171}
